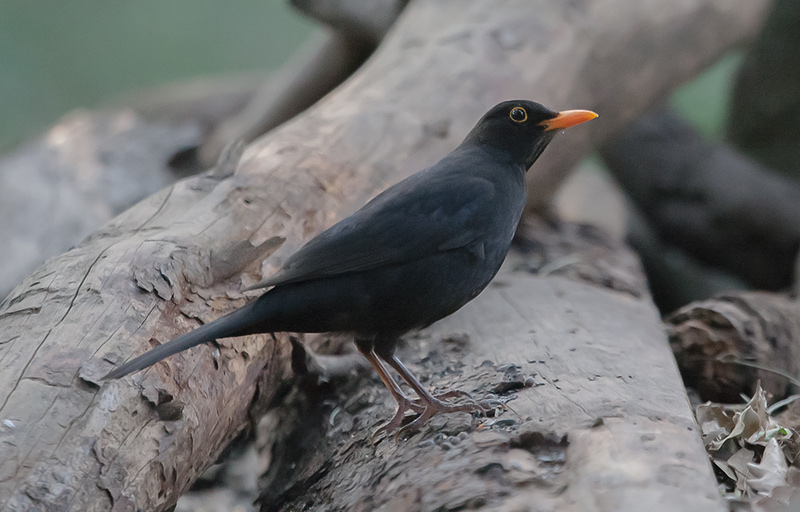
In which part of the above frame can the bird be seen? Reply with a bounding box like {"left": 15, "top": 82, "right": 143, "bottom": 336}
{"left": 103, "top": 100, "right": 597, "bottom": 435}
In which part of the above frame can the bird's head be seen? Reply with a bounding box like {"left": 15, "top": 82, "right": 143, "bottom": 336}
{"left": 463, "top": 100, "right": 598, "bottom": 169}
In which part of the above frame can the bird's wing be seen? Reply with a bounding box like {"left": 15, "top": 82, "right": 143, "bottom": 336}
{"left": 249, "top": 172, "right": 495, "bottom": 289}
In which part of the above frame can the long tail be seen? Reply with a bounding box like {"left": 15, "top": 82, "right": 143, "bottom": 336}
{"left": 102, "top": 299, "right": 265, "bottom": 380}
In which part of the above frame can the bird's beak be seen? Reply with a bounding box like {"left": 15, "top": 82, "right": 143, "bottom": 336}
{"left": 539, "top": 109, "right": 598, "bottom": 132}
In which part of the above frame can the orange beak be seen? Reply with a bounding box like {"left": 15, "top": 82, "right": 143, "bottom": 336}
{"left": 539, "top": 109, "right": 598, "bottom": 132}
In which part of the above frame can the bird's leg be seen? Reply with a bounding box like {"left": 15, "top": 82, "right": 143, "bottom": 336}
{"left": 382, "top": 354, "right": 502, "bottom": 433}
{"left": 357, "top": 347, "right": 424, "bottom": 438}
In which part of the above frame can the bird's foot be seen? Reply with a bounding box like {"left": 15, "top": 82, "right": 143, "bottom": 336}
{"left": 412, "top": 390, "right": 502, "bottom": 413}
{"left": 370, "top": 394, "right": 426, "bottom": 444}
{"left": 395, "top": 394, "right": 504, "bottom": 439}
{"left": 371, "top": 387, "right": 505, "bottom": 443}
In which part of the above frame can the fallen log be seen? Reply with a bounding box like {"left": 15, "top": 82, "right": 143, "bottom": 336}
{"left": 0, "top": 0, "right": 768, "bottom": 509}
{"left": 0, "top": 0, "right": 400, "bottom": 298}
{"left": 197, "top": 29, "right": 373, "bottom": 167}
{"left": 255, "top": 219, "right": 723, "bottom": 512}
{"left": 624, "top": 200, "right": 748, "bottom": 314}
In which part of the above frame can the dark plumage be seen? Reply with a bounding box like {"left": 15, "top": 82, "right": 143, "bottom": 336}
{"left": 104, "top": 100, "right": 597, "bottom": 433}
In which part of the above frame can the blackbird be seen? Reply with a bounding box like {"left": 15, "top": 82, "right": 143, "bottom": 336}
{"left": 104, "top": 100, "right": 597, "bottom": 434}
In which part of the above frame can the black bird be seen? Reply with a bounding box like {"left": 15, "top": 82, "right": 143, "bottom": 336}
{"left": 104, "top": 100, "right": 597, "bottom": 433}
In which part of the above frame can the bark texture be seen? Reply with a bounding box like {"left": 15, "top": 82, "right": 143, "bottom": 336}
{"left": 0, "top": 0, "right": 768, "bottom": 510}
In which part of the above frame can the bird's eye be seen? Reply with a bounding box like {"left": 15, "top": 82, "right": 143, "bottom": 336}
{"left": 509, "top": 107, "right": 527, "bottom": 123}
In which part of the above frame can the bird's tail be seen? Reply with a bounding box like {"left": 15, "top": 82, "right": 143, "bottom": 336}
{"left": 102, "top": 299, "right": 265, "bottom": 380}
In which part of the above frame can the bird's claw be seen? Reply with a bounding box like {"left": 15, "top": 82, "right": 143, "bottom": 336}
{"left": 371, "top": 385, "right": 506, "bottom": 443}
{"left": 370, "top": 394, "right": 426, "bottom": 444}
{"left": 394, "top": 395, "right": 504, "bottom": 440}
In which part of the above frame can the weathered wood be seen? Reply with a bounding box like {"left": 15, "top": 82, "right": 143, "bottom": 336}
{"left": 0, "top": 76, "right": 263, "bottom": 298}
{"left": 601, "top": 108, "right": 800, "bottom": 290}
{"left": 255, "top": 220, "right": 723, "bottom": 512}
{"left": 666, "top": 292, "right": 800, "bottom": 403}
{"left": 0, "top": 110, "right": 205, "bottom": 299}
{"left": 0, "top": 0, "right": 769, "bottom": 510}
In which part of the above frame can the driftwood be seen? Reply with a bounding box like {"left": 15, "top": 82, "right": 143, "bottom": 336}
{"left": 666, "top": 292, "right": 800, "bottom": 403}
{"left": 601, "top": 108, "right": 800, "bottom": 290}
{"left": 0, "top": 0, "right": 769, "bottom": 510}
{"left": 0, "top": 75, "right": 267, "bottom": 299}
{"left": 255, "top": 219, "right": 722, "bottom": 511}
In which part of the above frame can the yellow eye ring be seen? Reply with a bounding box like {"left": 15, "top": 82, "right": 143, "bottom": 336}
{"left": 509, "top": 107, "right": 527, "bottom": 123}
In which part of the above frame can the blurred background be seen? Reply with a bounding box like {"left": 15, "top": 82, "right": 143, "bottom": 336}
{"left": 0, "top": 1, "right": 737, "bottom": 151}
{"left": 0, "top": 1, "right": 314, "bottom": 151}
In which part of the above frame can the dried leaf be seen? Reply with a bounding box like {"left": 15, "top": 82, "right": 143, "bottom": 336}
{"left": 727, "top": 448, "right": 755, "bottom": 493}
{"left": 698, "top": 383, "right": 793, "bottom": 451}
{"left": 697, "top": 383, "right": 800, "bottom": 509}
{"left": 728, "top": 448, "right": 755, "bottom": 474}
{"left": 713, "top": 458, "right": 737, "bottom": 482}
{"left": 747, "top": 438, "right": 788, "bottom": 495}
{"left": 750, "top": 468, "right": 800, "bottom": 512}
{"left": 752, "top": 484, "right": 800, "bottom": 512}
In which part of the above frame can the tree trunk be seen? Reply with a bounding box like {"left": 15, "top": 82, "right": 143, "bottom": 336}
{"left": 0, "top": 0, "right": 768, "bottom": 510}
